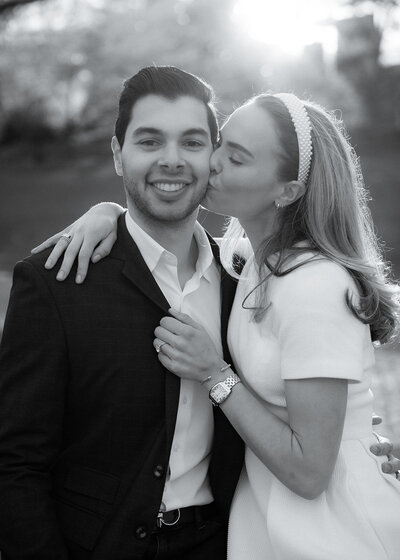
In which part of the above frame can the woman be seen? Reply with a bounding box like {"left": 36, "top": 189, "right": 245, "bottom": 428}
{"left": 34, "top": 93, "right": 400, "bottom": 558}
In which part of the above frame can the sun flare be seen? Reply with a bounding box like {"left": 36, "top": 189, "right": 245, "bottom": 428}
{"left": 232, "top": 0, "right": 338, "bottom": 56}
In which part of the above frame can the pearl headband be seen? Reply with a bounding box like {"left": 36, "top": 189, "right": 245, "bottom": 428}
{"left": 274, "top": 93, "right": 313, "bottom": 185}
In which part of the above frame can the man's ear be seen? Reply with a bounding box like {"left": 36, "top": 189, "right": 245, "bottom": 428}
{"left": 279, "top": 180, "right": 306, "bottom": 207}
{"left": 111, "top": 136, "right": 123, "bottom": 177}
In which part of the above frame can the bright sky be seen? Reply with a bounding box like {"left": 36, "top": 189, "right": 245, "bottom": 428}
{"left": 232, "top": 0, "right": 400, "bottom": 63}
{"left": 4, "top": 0, "right": 400, "bottom": 65}
{"left": 232, "top": 0, "right": 340, "bottom": 56}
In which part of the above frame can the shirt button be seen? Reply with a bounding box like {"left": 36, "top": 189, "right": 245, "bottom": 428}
{"left": 173, "top": 444, "right": 179, "bottom": 452}
{"left": 153, "top": 464, "right": 164, "bottom": 478}
{"left": 135, "top": 526, "right": 148, "bottom": 540}
{"left": 182, "top": 396, "right": 188, "bottom": 405}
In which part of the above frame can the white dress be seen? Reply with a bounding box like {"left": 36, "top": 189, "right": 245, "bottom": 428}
{"left": 227, "top": 254, "right": 400, "bottom": 560}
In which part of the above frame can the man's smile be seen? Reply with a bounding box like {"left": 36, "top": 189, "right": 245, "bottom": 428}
{"left": 149, "top": 178, "right": 194, "bottom": 194}
{"left": 152, "top": 181, "right": 189, "bottom": 192}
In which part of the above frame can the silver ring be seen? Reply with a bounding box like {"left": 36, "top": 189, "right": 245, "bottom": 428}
{"left": 156, "top": 342, "right": 167, "bottom": 354}
{"left": 60, "top": 233, "right": 72, "bottom": 245}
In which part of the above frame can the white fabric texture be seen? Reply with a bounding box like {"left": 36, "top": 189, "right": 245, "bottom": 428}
{"left": 126, "top": 213, "right": 222, "bottom": 510}
{"left": 227, "top": 255, "right": 400, "bottom": 560}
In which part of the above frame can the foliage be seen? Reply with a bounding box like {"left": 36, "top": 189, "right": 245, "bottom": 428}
{"left": 0, "top": 0, "right": 399, "bottom": 143}
{"left": 0, "top": 0, "right": 43, "bottom": 15}
{"left": 0, "top": 103, "right": 59, "bottom": 144}
{"left": 346, "top": 0, "right": 399, "bottom": 6}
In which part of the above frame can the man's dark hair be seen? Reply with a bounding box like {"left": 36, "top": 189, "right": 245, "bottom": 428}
{"left": 115, "top": 65, "right": 219, "bottom": 147}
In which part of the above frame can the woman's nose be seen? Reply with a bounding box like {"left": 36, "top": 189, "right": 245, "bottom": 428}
{"left": 210, "top": 149, "right": 222, "bottom": 174}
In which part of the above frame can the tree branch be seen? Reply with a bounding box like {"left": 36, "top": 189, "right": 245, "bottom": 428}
{"left": 0, "top": 0, "right": 44, "bottom": 15}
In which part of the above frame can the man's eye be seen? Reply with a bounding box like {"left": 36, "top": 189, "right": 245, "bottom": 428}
{"left": 139, "top": 140, "right": 160, "bottom": 147}
{"left": 184, "top": 140, "right": 204, "bottom": 148}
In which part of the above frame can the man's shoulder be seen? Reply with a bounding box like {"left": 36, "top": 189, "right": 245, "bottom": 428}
{"left": 15, "top": 247, "right": 121, "bottom": 286}
{"left": 21, "top": 247, "right": 53, "bottom": 267}
{"left": 13, "top": 249, "right": 55, "bottom": 281}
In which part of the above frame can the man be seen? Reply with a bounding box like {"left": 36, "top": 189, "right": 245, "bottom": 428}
{"left": 0, "top": 65, "right": 397, "bottom": 559}
{"left": 0, "top": 66, "right": 243, "bottom": 559}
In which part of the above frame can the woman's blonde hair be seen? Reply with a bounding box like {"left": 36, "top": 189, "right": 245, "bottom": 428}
{"left": 220, "top": 94, "right": 400, "bottom": 345}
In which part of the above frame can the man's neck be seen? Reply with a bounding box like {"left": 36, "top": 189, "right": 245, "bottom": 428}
{"left": 127, "top": 207, "right": 199, "bottom": 288}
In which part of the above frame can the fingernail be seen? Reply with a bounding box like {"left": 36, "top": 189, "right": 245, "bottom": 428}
{"left": 57, "top": 271, "right": 65, "bottom": 281}
{"left": 45, "top": 259, "right": 53, "bottom": 269}
{"left": 370, "top": 444, "right": 380, "bottom": 454}
{"left": 76, "top": 274, "right": 82, "bottom": 284}
{"left": 382, "top": 463, "right": 392, "bottom": 474}
{"left": 92, "top": 254, "right": 100, "bottom": 263}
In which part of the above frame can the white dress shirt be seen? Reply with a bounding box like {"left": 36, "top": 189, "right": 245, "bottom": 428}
{"left": 125, "top": 212, "right": 223, "bottom": 510}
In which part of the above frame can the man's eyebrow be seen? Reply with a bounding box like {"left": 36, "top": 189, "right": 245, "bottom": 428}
{"left": 132, "top": 127, "right": 210, "bottom": 137}
{"left": 182, "top": 128, "right": 209, "bottom": 137}
{"left": 133, "top": 127, "right": 162, "bottom": 136}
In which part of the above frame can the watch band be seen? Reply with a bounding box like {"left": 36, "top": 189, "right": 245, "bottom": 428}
{"left": 223, "top": 374, "right": 241, "bottom": 389}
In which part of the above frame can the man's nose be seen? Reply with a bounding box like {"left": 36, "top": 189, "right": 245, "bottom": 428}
{"left": 158, "top": 145, "right": 184, "bottom": 171}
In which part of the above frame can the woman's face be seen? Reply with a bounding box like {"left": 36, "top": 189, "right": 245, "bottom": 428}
{"left": 203, "top": 102, "right": 283, "bottom": 222}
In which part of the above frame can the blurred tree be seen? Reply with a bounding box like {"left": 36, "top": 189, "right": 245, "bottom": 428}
{"left": 346, "top": 0, "right": 399, "bottom": 7}
{"left": 336, "top": 0, "right": 400, "bottom": 127}
{"left": 345, "top": 0, "right": 399, "bottom": 31}
{"left": 1, "top": 0, "right": 398, "bottom": 143}
{"left": 336, "top": 14, "right": 380, "bottom": 122}
{"left": 0, "top": 0, "right": 271, "bottom": 141}
{"left": 0, "top": 0, "right": 43, "bottom": 15}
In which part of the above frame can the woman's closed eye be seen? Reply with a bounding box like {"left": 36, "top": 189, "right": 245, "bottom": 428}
{"left": 229, "top": 155, "right": 243, "bottom": 166}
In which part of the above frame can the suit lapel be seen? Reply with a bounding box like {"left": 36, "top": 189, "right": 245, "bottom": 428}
{"left": 114, "top": 220, "right": 239, "bottom": 451}
{"left": 113, "top": 215, "right": 179, "bottom": 445}
{"left": 114, "top": 216, "right": 170, "bottom": 314}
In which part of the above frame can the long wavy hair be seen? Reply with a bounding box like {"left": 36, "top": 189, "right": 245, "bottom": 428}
{"left": 220, "top": 94, "right": 400, "bottom": 345}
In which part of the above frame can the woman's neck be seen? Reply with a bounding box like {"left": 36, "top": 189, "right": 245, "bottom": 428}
{"left": 239, "top": 216, "right": 277, "bottom": 263}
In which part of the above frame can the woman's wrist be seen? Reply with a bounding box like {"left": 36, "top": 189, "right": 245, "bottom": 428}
{"left": 200, "top": 362, "right": 235, "bottom": 391}
{"left": 90, "top": 202, "right": 125, "bottom": 217}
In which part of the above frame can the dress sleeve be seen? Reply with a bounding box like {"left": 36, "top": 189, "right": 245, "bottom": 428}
{"left": 272, "top": 259, "right": 369, "bottom": 382}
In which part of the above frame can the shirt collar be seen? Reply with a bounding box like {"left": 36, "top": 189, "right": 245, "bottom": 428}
{"left": 192, "top": 221, "right": 215, "bottom": 283}
{"left": 125, "top": 212, "right": 215, "bottom": 280}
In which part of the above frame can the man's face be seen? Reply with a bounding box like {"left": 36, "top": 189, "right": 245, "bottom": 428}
{"left": 112, "top": 94, "right": 213, "bottom": 229}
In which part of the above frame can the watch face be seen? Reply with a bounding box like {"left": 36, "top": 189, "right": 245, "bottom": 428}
{"left": 210, "top": 383, "right": 230, "bottom": 405}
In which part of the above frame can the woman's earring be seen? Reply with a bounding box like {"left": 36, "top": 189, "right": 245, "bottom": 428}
{"left": 274, "top": 201, "right": 280, "bottom": 209}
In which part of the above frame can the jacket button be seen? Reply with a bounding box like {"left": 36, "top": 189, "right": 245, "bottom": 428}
{"left": 135, "top": 526, "right": 148, "bottom": 540}
{"left": 153, "top": 464, "right": 164, "bottom": 478}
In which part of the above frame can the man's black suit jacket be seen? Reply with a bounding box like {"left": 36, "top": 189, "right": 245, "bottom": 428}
{"left": 0, "top": 216, "right": 244, "bottom": 559}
